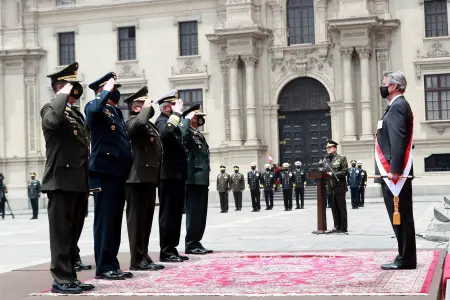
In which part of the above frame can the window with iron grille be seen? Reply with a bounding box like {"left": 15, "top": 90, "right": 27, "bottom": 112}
{"left": 58, "top": 32, "right": 75, "bottom": 66}
{"left": 287, "top": 0, "right": 315, "bottom": 45}
{"left": 118, "top": 93, "right": 133, "bottom": 121}
{"left": 425, "top": 0, "right": 449, "bottom": 37}
{"left": 425, "top": 74, "right": 450, "bottom": 120}
{"left": 425, "top": 154, "right": 450, "bottom": 172}
{"left": 118, "top": 27, "right": 136, "bottom": 61}
{"left": 179, "top": 89, "right": 203, "bottom": 110}
{"left": 179, "top": 21, "right": 198, "bottom": 56}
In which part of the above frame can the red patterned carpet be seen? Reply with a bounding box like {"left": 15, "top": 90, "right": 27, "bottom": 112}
{"left": 35, "top": 250, "right": 439, "bottom": 297}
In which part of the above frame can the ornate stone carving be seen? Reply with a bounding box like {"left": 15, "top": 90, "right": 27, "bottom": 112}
{"left": 119, "top": 63, "right": 137, "bottom": 78}
{"left": 426, "top": 43, "right": 450, "bottom": 58}
{"left": 340, "top": 47, "right": 354, "bottom": 58}
{"left": 356, "top": 46, "right": 372, "bottom": 59}
{"left": 268, "top": 32, "right": 274, "bottom": 48}
{"left": 242, "top": 55, "right": 258, "bottom": 67}
{"left": 228, "top": 56, "right": 240, "bottom": 68}
{"left": 424, "top": 121, "right": 450, "bottom": 134}
{"left": 271, "top": 58, "right": 283, "bottom": 71}
{"left": 172, "top": 59, "right": 208, "bottom": 75}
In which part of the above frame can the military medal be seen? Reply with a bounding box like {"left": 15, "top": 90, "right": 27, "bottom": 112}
{"left": 111, "top": 125, "right": 116, "bottom": 131}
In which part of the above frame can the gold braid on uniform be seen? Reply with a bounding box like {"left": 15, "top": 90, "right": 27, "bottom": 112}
{"left": 168, "top": 114, "right": 181, "bottom": 126}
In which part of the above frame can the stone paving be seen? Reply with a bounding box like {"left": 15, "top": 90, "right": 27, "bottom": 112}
{"left": 0, "top": 198, "right": 447, "bottom": 275}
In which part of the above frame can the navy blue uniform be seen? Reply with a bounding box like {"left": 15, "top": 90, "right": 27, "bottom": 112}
{"left": 85, "top": 90, "right": 132, "bottom": 276}
{"left": 347, "top": 167, "right": 362, "bottom": 209}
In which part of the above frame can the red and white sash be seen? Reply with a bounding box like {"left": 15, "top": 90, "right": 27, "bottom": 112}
{"left": 374, "top": 113, "right": 414, "bottom": 197}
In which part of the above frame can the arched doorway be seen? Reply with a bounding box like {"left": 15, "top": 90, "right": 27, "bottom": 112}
{"left": 278, "top": 77, "right": 331, "bottom": 184}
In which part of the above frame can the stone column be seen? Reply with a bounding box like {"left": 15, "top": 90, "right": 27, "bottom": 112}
{"left": 229, "top": 56, "right": 242, "bottom": 145}
{"left": 341, "top": 47, "right": 356, "bottom": 141}
{"left": 220, "top": 58, "right": 231, "bottom": 141}
{"left": 314, "top": 0, "right": 330, "bottom": 43}
{"left": 0, "top": 60, "right": 4, "bottom": 158}
{"left": 244, "top": 55, "right": 258, "bottom": 145}
{"left": 357, "top": 46, "right": 374, "bottom": 140}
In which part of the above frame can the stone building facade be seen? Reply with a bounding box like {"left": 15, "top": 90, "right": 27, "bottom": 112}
{"left": 1, "top": 0, "right": 450, "bottom": 206}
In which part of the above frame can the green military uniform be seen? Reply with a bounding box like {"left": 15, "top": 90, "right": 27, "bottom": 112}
{"left": 217, "top": 166, "right": 231, "bottom": 213}
{"left": 230, "top": 166, "right": 245, "bottom": 211}
{"left": 28, "top": 173, "right": 42, "bottom": 219}
{"left": 321, "top": 140, "right": 349, "bottom": 233}
{"left": 180, "top": 109, "right": 212, "bottom": 254}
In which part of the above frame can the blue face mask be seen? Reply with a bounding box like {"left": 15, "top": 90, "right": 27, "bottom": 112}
{"left": 109, "top": 90, "right": 121, "bottom": 104}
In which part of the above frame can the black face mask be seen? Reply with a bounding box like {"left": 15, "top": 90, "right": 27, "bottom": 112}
{"left": 220, "top": 169, "right": 225, "bottom": 173}
{"left": 351, "top": 164, "right": 356, "bottom": 167}
{"left": 379, "top": 86, "right": 389, "bottom": 99}
{"left": 358, "top": 165, "right": 362, "bottom": 169}
{"left": 266, "top": 168, "right": 270, "bottom": 172}
{"left": 109, "top": 90, "right": 121, "bottom": 104}
{"left": 251, "top": 167, "right": 256, "bottom": 170}
{"left": 234, "top": 169, "right": 239, "bottom": 173}
{"left": 296, "top": 166, "right": 301, "bottom": 169}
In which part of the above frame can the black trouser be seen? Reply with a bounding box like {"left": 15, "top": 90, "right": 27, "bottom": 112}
{"left": 219, "top": 192, "right": 229, "bottom": 212}
{"left": 282, "top": 189, "right": 293, "bottom": 210}
{"left": 159, "top": 179, "right": 185, "bottom": 258}
{"left": 264, "top": 190, "right": 273, "bottom": 208}
{"left": 359, "top": 186, "right": 365, "bottom": 206}
{"left": 233, "top": 191, "right": 242, "bottom": 210}
{"left": 186, "top": 185, "right": 209, "bottom": 250}
{"left": 326, "top": 193, "right": 332, "bottom": 208}
{"left": 0, "top": 199, "right": 5, "bottom": 219}
{"left": 250, "top": 189, "right": 261, "bottom": 210}
{"left": 93, "top": 176, "right": 126, "bottom": 275}
{"left": 126, "top": 183, "right": 156, "bottom": 268}
{"left": 47, "top": 190, "right": 86, "bottom": 284}
{"left": 72, "top": 193, "right": 88, "bottom": 263}
{"left": 331, "top": 191, "right": 347, "bottom": 231}
{"left": 30, "top": 198, "right": 39, "bottom": 219}
{"left": 350, "top": 187, "right": 360, "bottom": 208}
{"left": 295, "top": 187, "right": 304, "bottom": 208}
{"left": 382, "top": 181, "right": 416, "bottom": 268}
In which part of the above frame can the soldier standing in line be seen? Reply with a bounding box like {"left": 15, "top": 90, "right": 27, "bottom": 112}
{"left": 217, "top": 166, "right": 231, "bottom": 213}
{"left": 279, "top": 162, "right": 295, "bottom": 211}
{"left": 357, "top": 161, "right": 367, "bottom": 207}
{"left": 124, "top": 86, "right": 165, "bottom": 270}
{"left": 248, "top": 162, "right": 262, "bottom": 212}
{"left": 230, "top": 166, "right": 245, "bottom": 211}
{"left": 0, "top": 174, "right": 5, "bottom": 219}
{"left": 293, "top": 161, "right": 306, "bottom": 209}
{"left": 261, "top": 164, "right": 275, "bottom": 210}
{"left": 347, "top": 159, "right": 362, "bottom": 209}
{"left": 28, "top": 172, "right": 41, "bottom": 220}
{"left": 321, "top": 140, "right": 349, "bottom": 233}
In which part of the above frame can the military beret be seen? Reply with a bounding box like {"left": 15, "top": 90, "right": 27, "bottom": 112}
{"left": 157, "top": 89, "right": 179, "bottom": 105}
{"left": 47, "top": 62, "right": 81, "bottom": 83}
{"left": 125, "top": 86, "right": 148, "bottom": 104}
{"left": 326, "top": 139, "right": 338, "bottom": 148}
{"left": 88, "top": 72, "right": 122, "bottom": 91}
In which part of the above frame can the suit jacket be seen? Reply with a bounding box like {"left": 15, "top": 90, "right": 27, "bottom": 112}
{"left": 126, "top": 107, "right": 163, "bottom": 184}
{"left": 40, "top": 94, "right": 90, "bottom": 193}
{"left": 375, "top": 96, "right": 414, "bottom": 184}
{"left": 155, "top": 112, "right": 187, "bottom": 181}
{"left": 322, "top": 153, "right": 348, "bottom": 194}
{"left": 85, "top": 90, "right": 132, "bottom": 181}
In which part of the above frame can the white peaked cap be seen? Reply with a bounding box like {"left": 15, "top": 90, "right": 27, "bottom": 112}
{"left": 282, "top": 163, "right": 289, "bottom": 167}
{"left": 295, "top": 161, "right": 301, "bottom": 165}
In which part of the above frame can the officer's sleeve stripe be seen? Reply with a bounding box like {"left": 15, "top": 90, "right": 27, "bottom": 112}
{"left": 168, "top": 115, "right": 180, "bottom": 126}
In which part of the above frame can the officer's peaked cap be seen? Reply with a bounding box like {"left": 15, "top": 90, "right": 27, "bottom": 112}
{"left": 220, "top": 165, "right": 226, "bottom": 168}
{"left": 125, "top": 86, "right": 148, "bottom": 104}
{"left": 88, "top": 72, "right": 122, "bottom": 91}
{"left": 357, "top": 161, "right": 362, "bottom": 165}
{"left": 233, "top": 166, "right": 239, "bottom": 169}
{"left": 250, "top": 162, "right": 256, "bottom": 166}
{"left": 47, "top": 62, "right": 81, "bottom": 83}
{"left": 30, "top": 172, "right": 36, "bottom": 176}
{"left": 264, "top": 163, "right": 271, "bottom": 168}
{"left": 350, "top": 159, "right": 357, "bottom": 164}
{"left": 282, "top": 163, "right": 289, "bottom": 167}
{"left": 157, "top": 90, "right": 179, "bottom": 105}
{"left": 326, "top": 139, "right": 338, "bottom": 148}
{"left": 295, "top": 161, "right": 301, "bottom": 165}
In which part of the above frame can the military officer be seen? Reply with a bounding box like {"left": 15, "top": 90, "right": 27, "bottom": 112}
{"left": 28, "top": 172, "right": 41, "bottom": 220}
{"left": 155, "top": 90, "right": 189, "bottom": 263}
{"left": 0, "top": 173, "right": 4, "bottom": 219}
{"left": 230, "top": 166, "right": 245, "bottom": 211}
{"left": 293, "top": 161, "right": 306, "bottom": 209}
{"left": 279, "top": 163, "right": 295, "bottom": 211}
{"left": 357, "top": 161, "right": 367, "bottom": 207}
{"left": 261, "top": 164, "right": 275, "bottom": 210}
{"left": 85, "top": 72, "right": 133, "bottom": 280}
{"left": 124, "top": 86, "right": 165, "bottom": 271}
{"left": 321, "top": 140, "right": 349, "bottom": 233}
{"left": 348, "top": 160, "right": 362, "bottom": 209}
{"left": 181, "top": 107, "right": 213, "bottom": 254}
{"left": 248, "top": 162, "right": 262, "bottom": 212}
{"left": 41, "top": 63, "right": 94, "bottom": 294}
{"left": 217, "top": 166, "right": 231, "bottom": 213}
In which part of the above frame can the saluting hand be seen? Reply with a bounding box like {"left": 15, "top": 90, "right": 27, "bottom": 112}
{"left": 173, "top": 99, "right": 183, "bottom": 114}
{"left": 143, "top": 98, "right": 153, "bottom": 108}
{"left": 186, "top": 111, "right": 196, "bottom": 120}
{"left": 103, "top": 78, "right": 115, "bottom": 92}
{"left": 57, "top": 83, "right": 73, "bottom": 95}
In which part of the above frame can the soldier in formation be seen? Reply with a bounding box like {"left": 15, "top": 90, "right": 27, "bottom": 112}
{"left": 27, "top": 172, "right": 41, "bottom": 220}
{"left": 0, "top": 173, "right": 5, "bottom": 219}
{"left": 293, "top": 161, "right": 306, "bottom": 209}
{"left": 279, "top": 162, "right": 295, "bottom": 211}
{"left": 321, "top": 140, "right": 349, "bottom": 233}
{"left": 261, "top": 163, "right": 275, "bottom": 210}
{"left": 217, "top": 166, "right": 231, "bottom": 213}
{"left": 348, "top": 160, "right": 362, "bottom": 209}
{"left": 248, "top": 163, "right": 261, "bottom": 212}
{"left": 357, "top": 161, "right": 367, "bottom": 207}
{"left": 230, "top": 166, "right": 245, "bottom": 211}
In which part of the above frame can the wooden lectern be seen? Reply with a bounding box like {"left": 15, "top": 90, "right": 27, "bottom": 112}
{"left": 308, "top": 169, "right": 328, "bottom": 234}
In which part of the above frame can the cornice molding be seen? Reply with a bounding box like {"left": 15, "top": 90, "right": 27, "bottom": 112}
{"left": 0, "top": 48, "right": 47, "bottom": 60}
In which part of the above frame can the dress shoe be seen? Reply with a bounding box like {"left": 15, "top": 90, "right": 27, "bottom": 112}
{"left": 381, "top": 263, "right": 400, "bottom": 270}
{"left": 160, "top": 255, "right": 183, "bottom": 262}
{"left": 95, "top": 270, "right": 125, "bottom": 280}
{"left": 51, "top": 281, "right": 83, "bottom": 294}
{"left": 178, "top": 254, "right": 189, "bottom": 261}
{"left": 186, "top": 248, "right": 206, "bottom": 255}
{"left": 200, "top": 246, "right": 213, "bottom": 254}
{"left": 115, "top": 269, "right": 133, "bottom": 278}
{"left": 74, "top": 260, "right": 92, "bottom": 271}
{"left": 235, "top": 208, "right": 239, "bottom": 211}
{"left": 296, "top": 206, "right": 300, "bottom": 209}
{"left": 74, "top": 279, "right": 95, "bottom": 291}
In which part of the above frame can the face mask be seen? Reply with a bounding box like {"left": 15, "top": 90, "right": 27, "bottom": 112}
{"left": 358, "top": 165, "right": 362, "bottom": 169}
{"left": 234, "top": 169, "right": 239, "bottom": 173}
{"left": 70, "top": 83, "right": 83, "bottom": 99}
{"left": 220, "top": 169, "right": 225, "bottom": 173}
{"left": 109, "top": 90, "right": 121, "bottom": 104}
{"left": 266, "top": 168, "right": 270, "bottom": 172}
{"left": 379, "top": 86, "right": 389, "bottom": 99}
{"left": 351, "top": 164, "right": 356, "bottom": 167}
{"left": 296, "top": 166, "right": 301, "bottom": 169}
{"left": 251, "top": 167, "right": 256, "bottom": 170}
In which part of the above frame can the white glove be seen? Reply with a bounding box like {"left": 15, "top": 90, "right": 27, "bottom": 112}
{"left": 172, "top": 99, "right": 183, "bottom": 114}
{"left": 56, "top": 83, "right": 73, "bottom": 95}
{"left": 143, "top": 98, "right": 153, "bottom": 108}
{"left": 103, "top": 78, "right": 115, "bottom": 92}
{"left": 186, "top": 111, "right": 196, "bottom": 120}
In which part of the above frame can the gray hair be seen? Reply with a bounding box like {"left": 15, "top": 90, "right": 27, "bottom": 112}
{"left": 382, "top": 71, "right": 407, "bottom": 92}
{"left": 159, "top": 102, "right": 170, "bottom": 111}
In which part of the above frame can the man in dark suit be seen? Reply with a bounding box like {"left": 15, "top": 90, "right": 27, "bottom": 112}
{"left": 124, "top": 86, "right": 165, "bottom": 271}
{"left": 85, "top": 73, "right": 133, "bottom": 280}
{"left": 41, "top": 63, "right": 94, "bottom": 294}
{"left": 181, "top": 108, "right": 213, "bottom": 255}
{"left": 155, "top": 90, "right": 189, "bottom": 263}
{"left": 376, "top": 71, "right": 416, "bottom": 270}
